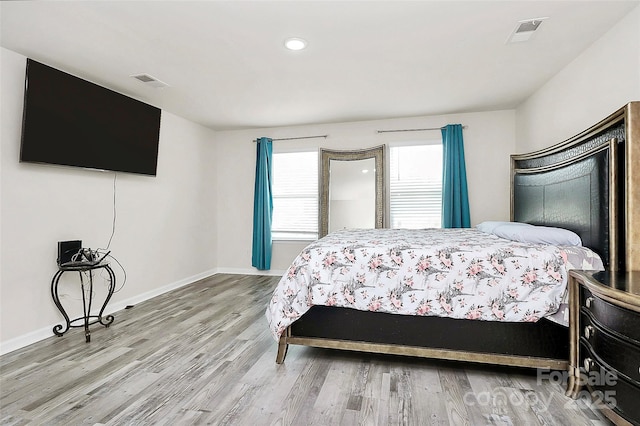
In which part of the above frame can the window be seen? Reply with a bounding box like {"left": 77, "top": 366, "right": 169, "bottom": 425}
{"left": 272, "top": 151, "right": 318, "bottom": 240}
{"left": 389, "top": 143, "right": 443, "bottom": 229}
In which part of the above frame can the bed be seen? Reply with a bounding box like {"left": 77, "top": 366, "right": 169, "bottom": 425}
{"left": 267, "top": 102, "right": 639, "bottom": 370}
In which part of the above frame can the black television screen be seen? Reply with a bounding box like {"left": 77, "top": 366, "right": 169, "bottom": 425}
{"left": 20, "top": 59, "right": 161, "bottom": 176}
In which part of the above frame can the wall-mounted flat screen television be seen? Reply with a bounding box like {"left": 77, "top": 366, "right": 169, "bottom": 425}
{"left": 20, "top": 59, "right": 162, "bottom": 176}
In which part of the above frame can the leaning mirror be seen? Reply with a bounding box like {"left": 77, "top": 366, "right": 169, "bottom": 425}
{"left": 319, "top": 145, "right": 385, "bottom": 238}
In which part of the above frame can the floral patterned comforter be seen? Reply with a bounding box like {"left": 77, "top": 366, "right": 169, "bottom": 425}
{"left": 266, "top": 228, "right": 604, "bottom": 340}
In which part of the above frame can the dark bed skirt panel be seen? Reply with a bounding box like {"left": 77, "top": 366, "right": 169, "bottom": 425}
{"left": 290, "top": 305, "right": 569, "bottom": 360}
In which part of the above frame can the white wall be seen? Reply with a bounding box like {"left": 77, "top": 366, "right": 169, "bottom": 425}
{"left": 215, "top": 110, "right": 516, "bottom": 274}
{"left": 0, "top": 48, "right": 219, "bottom": 353}
{"left": 516, "top": 5, "right": 640, "bottom": 153}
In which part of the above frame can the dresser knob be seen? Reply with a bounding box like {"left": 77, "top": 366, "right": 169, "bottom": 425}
{"left": 585, "top": 325, "right": 594, "bottom": 339}
{"left": 585, "top": 297, "right": 594, "bottom": 308}
{"left": 584, "top": 358, "right": 594, "bottom": 372}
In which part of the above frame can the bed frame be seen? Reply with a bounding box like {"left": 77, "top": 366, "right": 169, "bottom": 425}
{"left": 275, "top": 102, "right": 639, "bottom": 370}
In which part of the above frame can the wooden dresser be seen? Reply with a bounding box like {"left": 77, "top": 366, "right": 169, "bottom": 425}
{"left": 567, "top": 270, "right": 640, "bottom": 426}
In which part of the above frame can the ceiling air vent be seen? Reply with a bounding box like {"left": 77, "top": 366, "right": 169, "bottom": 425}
{"left": 130, "top": 73, "right": 169, "bottom": 88}
{"left": 507, "top": 17, "right": 548, "bottom": 43}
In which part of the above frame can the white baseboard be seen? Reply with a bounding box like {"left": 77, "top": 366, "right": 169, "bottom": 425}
{"left": 0, "top": 326, "right": 54, "bottom": 357}
{"left": 216, "top": 267, "right": 285, "bottom": 277}
{"left": 105, "top": 267, "right": 219, "bottom": 314}
{"left": 0, "top": 267, "right": 223, "bottom": 356}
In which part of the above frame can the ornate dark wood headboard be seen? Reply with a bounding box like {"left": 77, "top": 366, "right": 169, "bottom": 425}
{"left": 511, "top": 102, "right": 639, "bottom": 271}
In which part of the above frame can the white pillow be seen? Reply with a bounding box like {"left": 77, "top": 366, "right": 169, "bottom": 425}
{"left": 476, "top": 221, "right": 533, "bottom": 234}
{"left": 492, "top": 224, "right": 583, "bottom": 247}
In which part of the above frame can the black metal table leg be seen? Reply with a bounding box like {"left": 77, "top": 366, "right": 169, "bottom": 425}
{"left": 51, "top": 269, "right": 71, "bottom": 336}
{"left": 79, "top": 270, "right": 93, "bottom": 342}
{"left": 98, "top": 265, "right": 116, "bottom": 327}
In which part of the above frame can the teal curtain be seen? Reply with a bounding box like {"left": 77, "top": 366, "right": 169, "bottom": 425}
{"left": 251, "top": 137, "right": 273, "bottom": 270}
{"left": 441, "top": 124, "right": 470, "bottom": 228}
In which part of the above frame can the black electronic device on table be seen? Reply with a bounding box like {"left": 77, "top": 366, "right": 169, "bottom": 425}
{"left": 57, "top": 240, "right": 110, "bottom": 268}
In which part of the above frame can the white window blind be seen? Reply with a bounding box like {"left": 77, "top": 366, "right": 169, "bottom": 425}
{"left": 272, "top": 151, "right": 318, "bottom": 240}
{"left": 389, "top": 144, "right": 443, "bottom": 229}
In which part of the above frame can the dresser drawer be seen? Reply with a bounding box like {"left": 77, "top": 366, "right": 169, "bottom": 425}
{"left": 580, "top": 287, "right": 640, "bottom": 343}
{"left": 580, "top": 341, "right": 640, "bottom": 426}
{"left": 580, "top": 311, "right": 640, "bottom": 384}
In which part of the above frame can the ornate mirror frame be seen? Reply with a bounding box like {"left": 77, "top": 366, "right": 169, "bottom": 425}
{"left": 319, "top": 145, "right": 386, "bottom": 238}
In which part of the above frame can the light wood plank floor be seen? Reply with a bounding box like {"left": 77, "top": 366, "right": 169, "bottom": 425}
{"left": 1, "top": 274, "right": 612, "bottom": 425}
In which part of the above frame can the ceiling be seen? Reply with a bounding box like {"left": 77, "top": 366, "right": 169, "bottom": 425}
{"left": 1, "top": 1, "right": 638, "bottom": 131}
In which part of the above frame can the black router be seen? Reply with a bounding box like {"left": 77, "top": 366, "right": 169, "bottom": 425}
{"left": 57, "top": 240, "right": 82, "bottom": 266}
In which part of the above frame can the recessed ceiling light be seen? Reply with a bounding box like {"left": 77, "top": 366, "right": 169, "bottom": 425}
{"left": 284, "top": 38, "right": 307, "bottom": 51}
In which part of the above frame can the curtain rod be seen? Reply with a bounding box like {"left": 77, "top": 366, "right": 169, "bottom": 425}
{"left": 252, "top": 134, "right": 328, "bottom": 142}
{"left": 376, "top": 125, "right": 467, "bottom": 134}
